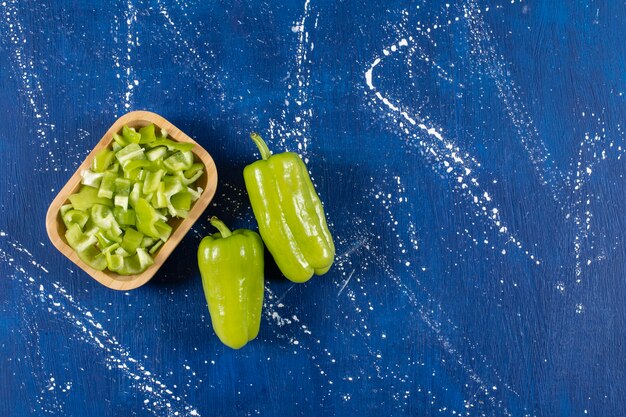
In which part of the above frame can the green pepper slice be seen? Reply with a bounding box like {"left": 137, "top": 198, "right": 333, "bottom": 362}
{"left": 139, "top": 124, "right": 156, "bottom": 144}
{"left": 68, "top": 186, "right": 112, "bottom": 211}
{"left": 122, "top": 125, "right": 142, "bottom": 144}
{"left": 92, "top": 149, "right": 115, "bottom": 173}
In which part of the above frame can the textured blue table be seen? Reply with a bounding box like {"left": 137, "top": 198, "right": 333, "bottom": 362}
{"left": 1, "top": 1, "right": 625, "bottom": 416}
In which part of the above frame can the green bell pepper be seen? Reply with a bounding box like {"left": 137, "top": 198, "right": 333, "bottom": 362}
{"left": 197, "top": 217, "right": 265, "bottom": 349}
{"left": 243, "top": 133, "right": 335, "bottom": 283}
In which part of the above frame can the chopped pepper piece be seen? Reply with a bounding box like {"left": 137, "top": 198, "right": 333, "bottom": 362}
{"left": 68, "top": 186, "right": 112, "bottom": 211}
{"left": 112, "top": 133, "right": 128, "bottom": 147}
{"left": 121, "top": 227, "right": 144, "bottom": 254}
{"left": 116, "top": 248, "right": 154, "bottom": 275}
{"left": 62, "top": 209, "right": 89, "bottom": 230}
{"left": 81, "top": 169, "right": 104, "bottom": 188}
{"left": 76, "top": 245, "right": 107, "bottom": 271}
{"left": 91, "top": 204, "right": 123, "bottom": 237}
{"left": 122, "top": 125, "right": 141, "bottom": 144}
{"left": 147, "top": 138, "right": 194, "bottom": 152}
{"left": 115, "top": 143, "right": 144, "bottom": 165}
{"left": 65, "top": 223, "right": 98, "bottom": 252}
{"left": 98, "top": 171, "right": 117, "bottom": 199}
{"left": 163, "top": 151, "right": 194, "bottom": 173}
{"left": 113, "top": 207, "right": 136, "bottom": 226}
{"left": 92, "top": 148, "right": 115, "bottom": 173}
{"left": 143, "top": 169, "right": 165, "bottom": 194}
{"left": 105, "top": 251, "right": 124, "bottom": 272}
{"left": 139, "top": 124, "right": 156, "bottom": 144}
{"left": 146, "top": 146, "right": 168, "bottom": 162}
{"left": 135, "top": 198, "right": 165, "bottom": 239}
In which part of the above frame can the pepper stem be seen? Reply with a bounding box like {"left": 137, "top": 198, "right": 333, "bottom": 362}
{"left": 210, "top": 216, "right": 232, "bottom": 238}
{"left": 250, "top": 133, "right": 272, "bottom": 160}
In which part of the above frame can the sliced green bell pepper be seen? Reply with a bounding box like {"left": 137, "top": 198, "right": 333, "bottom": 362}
{"left": 68, "top": 186, "right": 112, "bottom": 211}
{"left": 116, "top": 248, "right": 154, "bottom": 275}
{"left": 76, "top": 245, "right": 107, "bottom": 271}
{"left": 139, "top": 124, "right": 156, "bottom": 144}
{"left": 147, "top": 138, "right": 194, "bottom": 152}
{"left": 122, "top": 125, "right": 141, "bottom": 144}
{"left": 92, "top": 148, "right": 115, "bottom": 173}
{"left": 121, "top": 227, "right": 144, "bottom": 254}
{"left": 60, "top": 124, "right": 206, "bottom": 276}
{"left": 62, "top": 209, "right": 89, "bottom": 230}
{"left": 91, "top": 204, "right": 123, "bottom": 237}
{"left": 65, "top": 223, "right": 98, "bottom": 252}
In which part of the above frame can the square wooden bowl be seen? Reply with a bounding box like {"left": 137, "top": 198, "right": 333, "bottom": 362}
{"left": 45, "top": 111, "right": 218, "bottom": 290}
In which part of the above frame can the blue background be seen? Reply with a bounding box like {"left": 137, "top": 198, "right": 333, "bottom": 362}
{"left": 1, "top": 0, "right": 625, "bottom": 416}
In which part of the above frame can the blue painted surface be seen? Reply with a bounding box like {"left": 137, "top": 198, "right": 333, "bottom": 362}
{"left": 1, "top": 0, "right": 625, "bottom": 416}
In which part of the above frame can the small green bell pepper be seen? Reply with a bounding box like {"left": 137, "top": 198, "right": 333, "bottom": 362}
{"left": 243, "top": 133, "right": 335, "bottom": 283}
{"left": 197, "top": 217, "right": 265, "bottom": 349}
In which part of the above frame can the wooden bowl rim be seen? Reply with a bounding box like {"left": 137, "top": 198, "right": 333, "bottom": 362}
{"left": 45, "top": 110, "right": 218, "bottom": 290}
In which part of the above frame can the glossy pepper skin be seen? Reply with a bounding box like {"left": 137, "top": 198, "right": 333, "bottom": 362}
{"left": 243, "top": 133, "right": 335, "bottom": 283}
{"left": 197, "top": 217, "right": 264, "bottom": 349}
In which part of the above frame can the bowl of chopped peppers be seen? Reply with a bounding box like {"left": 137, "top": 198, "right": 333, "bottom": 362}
{"left": 45, "top": 111, "right": 218, "bottom": 290}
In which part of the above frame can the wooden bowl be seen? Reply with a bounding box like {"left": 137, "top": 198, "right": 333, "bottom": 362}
{"left": 45, "top": 111, "right": 218, "bottom": 290}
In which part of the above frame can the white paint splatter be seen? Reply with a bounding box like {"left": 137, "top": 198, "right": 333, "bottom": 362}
{"left": 464, "top": 0, "right": 563, "bottom": 203}
{"left": 0, "top": 234, "right": 201, "bottom": 417}
{"left": 1, "top": 1, "right": 58, "bottom": 171}
{"left": 364, "top": 34, "right": 537, "bottom": 264}
{"left": 111, "top": 0, "right": 137, "bottom": 115}
{"left": 267, "top": 0, "right": 317, "bottom": 154}
{"left": 155, "top": 0, "right": 224, "bottom": 100}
